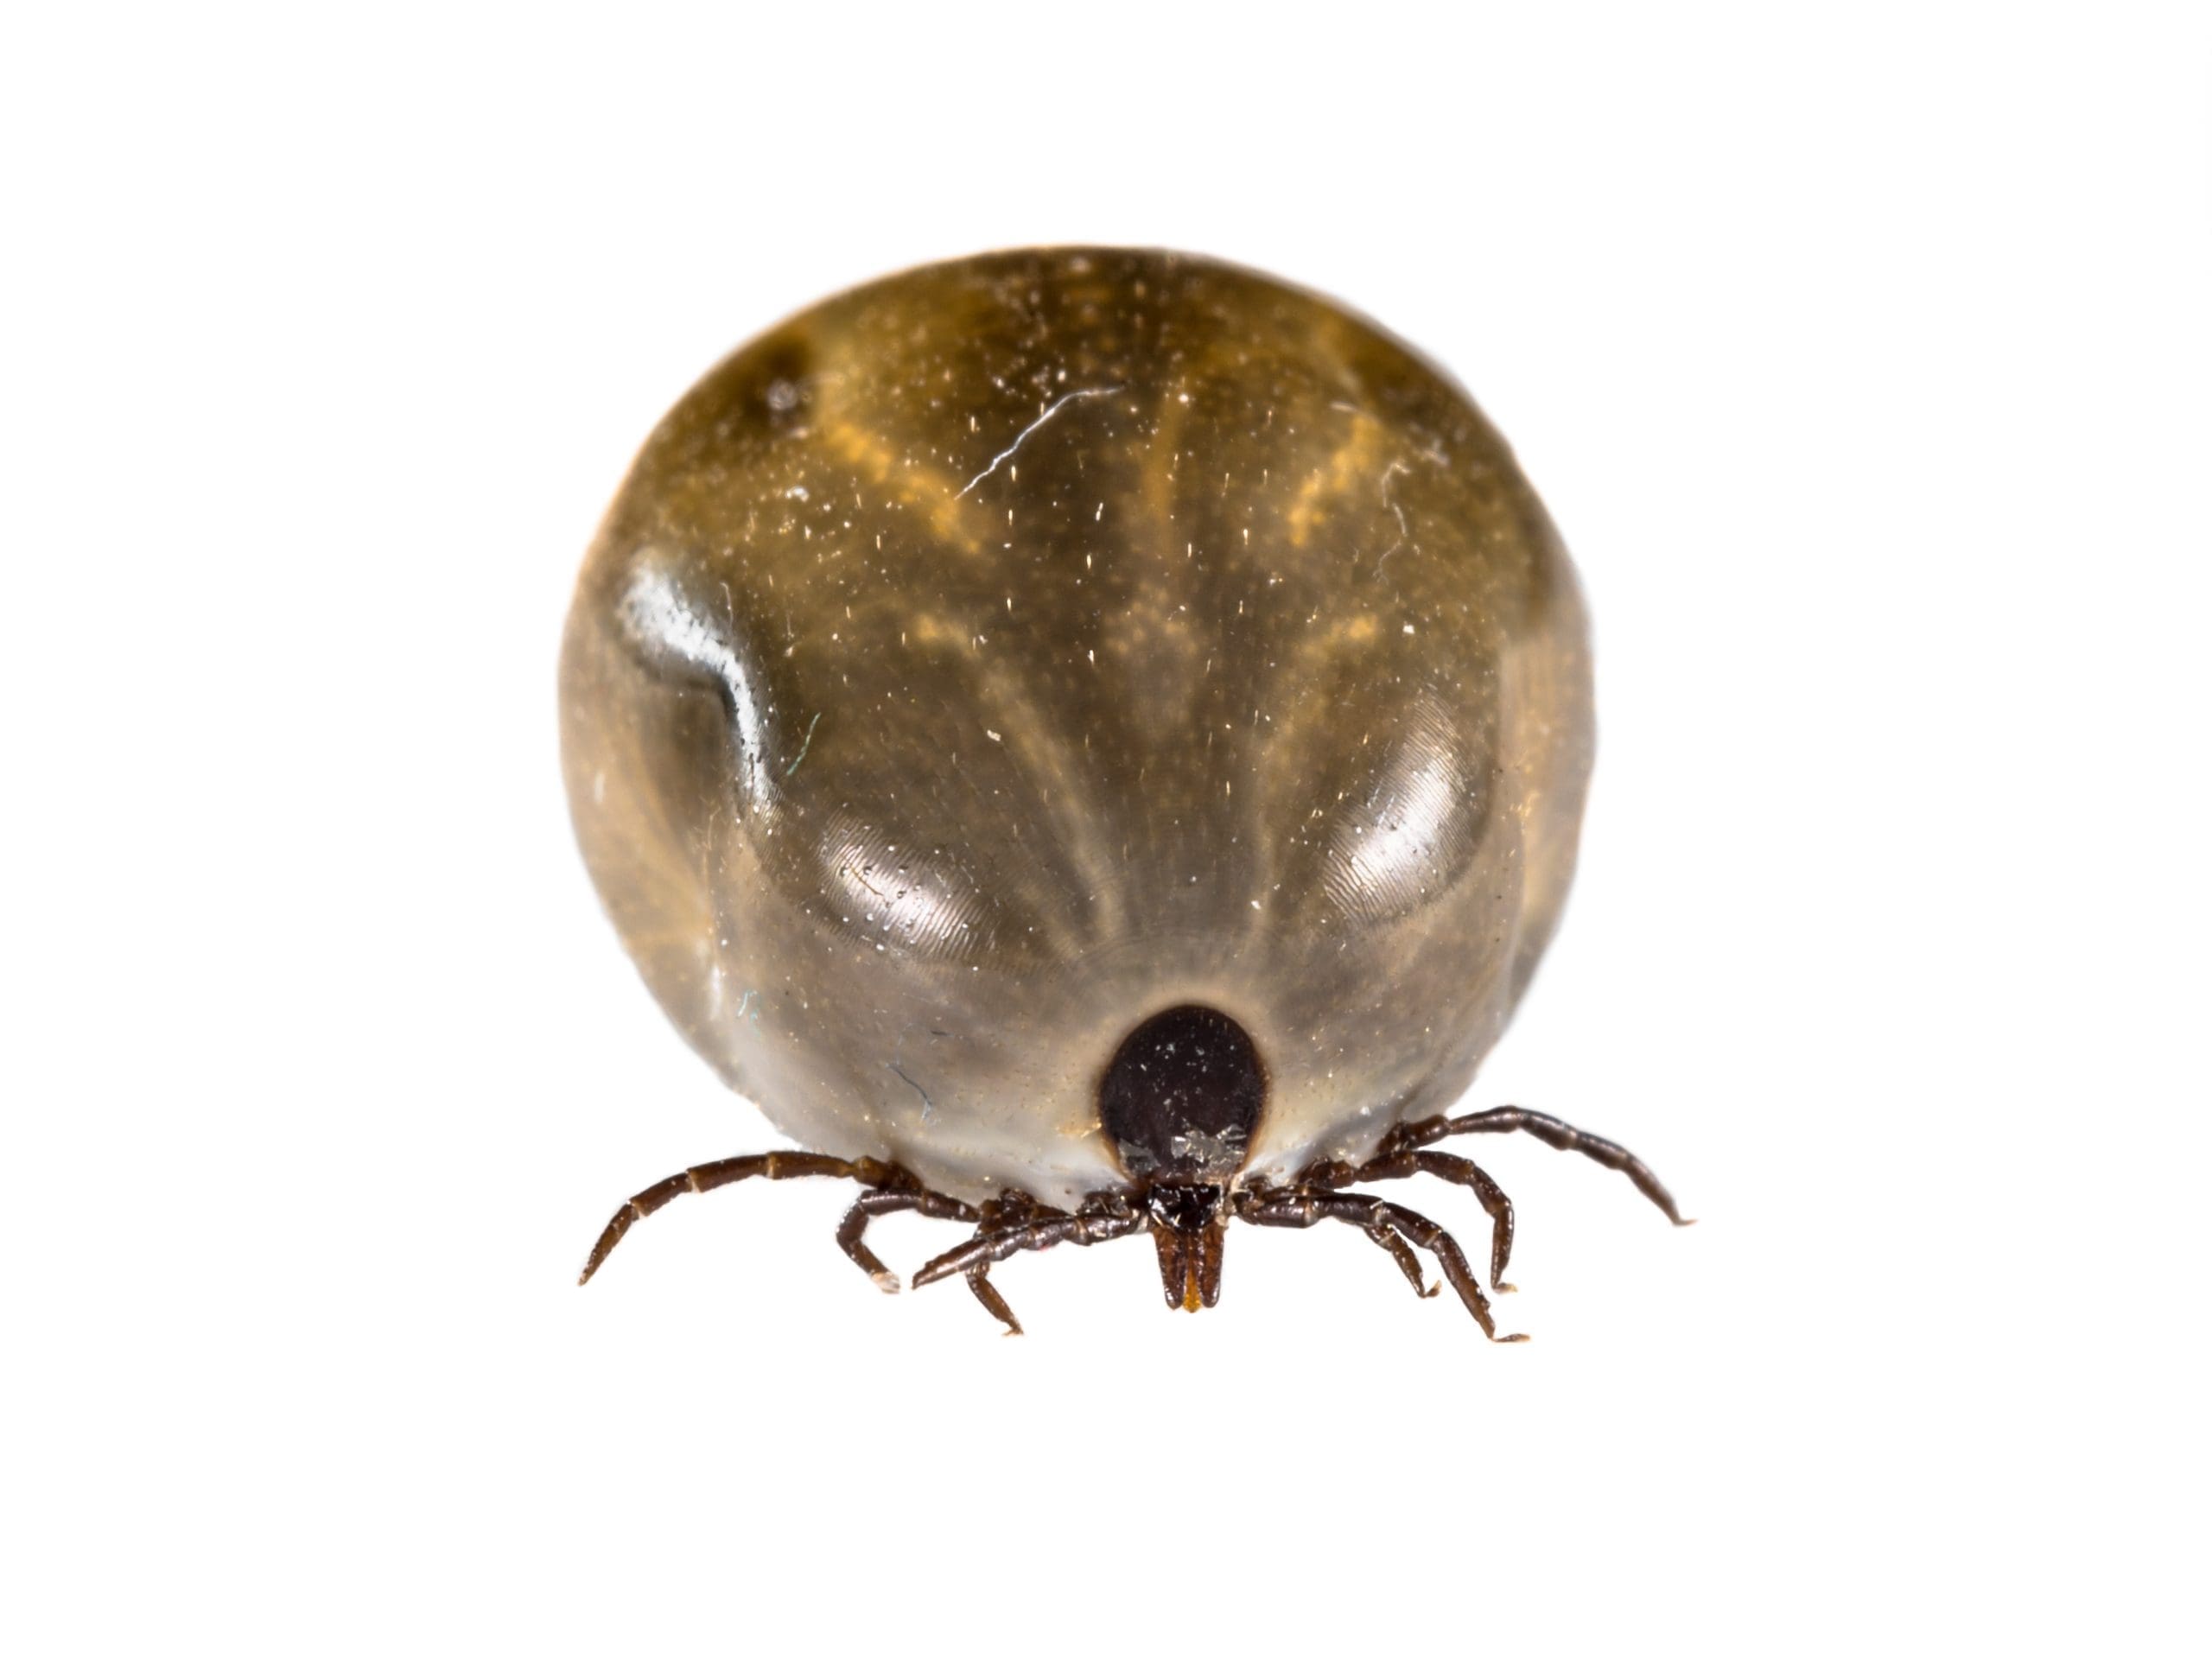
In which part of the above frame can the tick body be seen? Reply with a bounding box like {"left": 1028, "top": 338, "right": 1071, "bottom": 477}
{"left": 565, "top": 247, "right": 1686, "bottom": 1335}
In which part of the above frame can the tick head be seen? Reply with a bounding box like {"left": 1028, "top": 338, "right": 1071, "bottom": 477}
{"left": 1098, "top": 1004, "right": 1264, "bottom": 1312}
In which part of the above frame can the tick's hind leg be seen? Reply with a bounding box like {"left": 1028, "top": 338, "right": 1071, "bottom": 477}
{"left": 1393, "top": 1107, "right": 1692, "bottom": 1226}
{"left": 579, "top": 1152, "right": 976, "bottom": 1286}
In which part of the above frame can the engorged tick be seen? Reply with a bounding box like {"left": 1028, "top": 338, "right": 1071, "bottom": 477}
{"left": 564, "top": 247, "right": 1689, "bottom": 1338}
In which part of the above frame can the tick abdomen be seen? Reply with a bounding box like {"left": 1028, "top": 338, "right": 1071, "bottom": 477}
{"left": 563, "top": 249, "right": 1592, "bottom": 1210}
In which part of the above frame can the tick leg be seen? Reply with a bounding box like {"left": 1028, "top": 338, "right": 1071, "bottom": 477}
{"left": 1390, "top": 1107, "right": 1691, "bottom": 1226}
{"left": 1236, "top": 1189, "right": 1520, "bottom": 1341}
{"left": 1365, "top": 1218, "right": 1440, "bottom": 1298}
{"left": 579, "top": 1152, "right": 977, "bottom": 1285}
{"left": 1317, "top": 1148, "right": 1518, "bottom": 1290}
{"left": 835, "top": 1186, "right": 979, "bottom": 1293}
{"left": 963, "top": 1268, "right": 1024, "bottom": 1336}
{"left": 1372, "top": 1195, "right": 1525, "bottom": 1342}
{"left": 911, "top": 1198, "right": 1144, "bottom": 1297}
{"left": 948, "top": 1192, "right": 1058, "bottom": 1336}
{"left": 1283, "top": 1180, "right": 1434, "bottom": 1296}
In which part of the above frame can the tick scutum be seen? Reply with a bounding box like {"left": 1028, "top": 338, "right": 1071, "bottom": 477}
{"left": 1097, "top": 1004, "right": 1267, "bottom": 1183}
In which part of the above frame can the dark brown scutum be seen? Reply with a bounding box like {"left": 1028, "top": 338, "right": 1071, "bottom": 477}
{"left": 1098, "top": 1004, "right": 1265, "bottom": 1182}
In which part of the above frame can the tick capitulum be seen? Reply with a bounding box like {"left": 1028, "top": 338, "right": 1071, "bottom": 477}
{"left": 579, "top": 1001, "right": 1686, "bottom": 1338}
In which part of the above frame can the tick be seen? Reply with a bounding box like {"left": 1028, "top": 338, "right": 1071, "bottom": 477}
{"left": 564, "top": 247, "right": 1688, "bottom": 1337}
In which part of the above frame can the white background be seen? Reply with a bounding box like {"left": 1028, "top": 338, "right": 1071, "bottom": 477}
{"left": 5, "top": 4, "right": 2207, "bottom": 1654}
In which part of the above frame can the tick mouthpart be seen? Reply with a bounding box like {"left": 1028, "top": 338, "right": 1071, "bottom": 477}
{"left": 1147, "top": 1182, "right": 1228, "bottom": 1312}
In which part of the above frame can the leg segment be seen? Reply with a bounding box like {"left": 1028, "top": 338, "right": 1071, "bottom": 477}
{"left": 1363, "top": 1218, "right": 1440, "bottom": 1298}
{"left": 1313, "top": 1148, "right": 1518, "bottom": 1290}
{"left": 1390, "top": 1107, "right": 1691, "bottom": 1226}
{"left": 835, "top": 1186, "right": 980, "bottom": 1293}
{"left": 1373, "top": 1195, "right": 1526, "bottom": 1343}
{"left": 911, "top": 1196, "right": 1144, "bottom": 1292}
{"left": 579, "top": 1152, "right": 977, "bottom": 1285}
{"left": 1236, "top": 1189, "right": 1519, "bottom": 1341}
{"left": 956, "top": 1192, "right": 1059, "bottom": 1337}
{"left": 963, "top": 1268, "right": 1025, "bottom": 1337}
